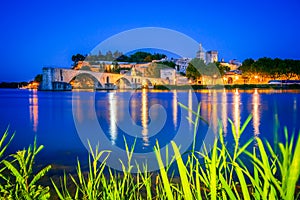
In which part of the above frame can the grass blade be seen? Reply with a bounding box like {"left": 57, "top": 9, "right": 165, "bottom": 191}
{"left": 171, "top": 141, "right": 193, "bottom": 200}
{"left": 154, "top": 142, "right": 174, "bottom": 200}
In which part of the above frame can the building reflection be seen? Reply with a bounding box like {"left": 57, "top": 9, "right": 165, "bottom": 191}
{"left": 141, "top": 89, "right": 149, "bottom": 146}
{"left": 108, "top": 92, "right": 117, "bottom": 145}
{"left": 211, "top": 90, "right": 218, "bottom": 135}
{"left": 222, "top": 89, "right": 228, "bottom": 135}
{"left": 130, "top": 93, "right": 138, "bottom": 123}
{"left": 252, "top": 89, "right": 260, "bottom": 136}
{"left": 207, "top": 90, "right": 212, "bottom": 124}
{"left": 188, "top": 89, "right": 193, "bottom": 130}
{"left": 74, "top": 94, "right": 83, "bottom": 123}
{"left": 29, "top": 90, "right": 38, "bottom": 132}
{"left": 233, "top": 89, "right": 241, "bottom": 135}
{"left": 173, "top": 90, "right": 178, "bottom": 129}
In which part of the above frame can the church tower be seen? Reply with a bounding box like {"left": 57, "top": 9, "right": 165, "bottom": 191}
{"left": 196, "top": 43, "right": 206, "bottom": 61}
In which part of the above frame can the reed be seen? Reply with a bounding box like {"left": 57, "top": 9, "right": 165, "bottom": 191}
{"left": 0, "top": 130, "right": 51, "bottom": 199}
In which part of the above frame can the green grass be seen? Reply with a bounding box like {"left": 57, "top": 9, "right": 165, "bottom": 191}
{"left": 0, "top": 105, "right": 299, "bottom": 199}
{"left": 0, "top": 130, "right": 51, "bottom": 199}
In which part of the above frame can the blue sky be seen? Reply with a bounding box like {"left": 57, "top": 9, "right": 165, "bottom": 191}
{"left": 1, "top": 0, "right": 299, "bottom": 81}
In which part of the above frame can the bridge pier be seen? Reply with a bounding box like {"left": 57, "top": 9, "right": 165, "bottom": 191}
{"left": 39, "top": 68, "right": 54, "bottom": 90}
{"left": 39, "top": 67, "right": 72, "bottom": 91}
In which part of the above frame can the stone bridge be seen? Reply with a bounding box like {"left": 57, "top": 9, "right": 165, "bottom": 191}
{"left": 39, "top": 67, "right": 168, "bottom": 90}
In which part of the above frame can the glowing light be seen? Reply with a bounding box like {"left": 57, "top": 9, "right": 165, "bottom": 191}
{"left": 142, "top": 80, "right": 147, "bottom": 86}
{"left": 141, "top": 89, "right": 149, "bottom": 146}
{"left": 188, "top": 89, "right": 193, "bottom": 130}
{"left": 173, "top": 90, "right": 178, "bottom": 129}
{"left": 233, "top": 89, "right": 240, "bottom": 136}
{"left": 212, "top": 90, "right": 218, "bottom": 135}
{"left": 252, "top": 89, "right": 260, "bottom": 136}
{"left": 222, "top": 89, "right": 228, "bottom": 135}
{"left": 29, "top": 90, "right": 38, "bottom": 132}
{"left": 130, "top": 93, "right": 138, "bottom": 122}
{"left": 109, "top": 92, "right": 117, "bottom": 145}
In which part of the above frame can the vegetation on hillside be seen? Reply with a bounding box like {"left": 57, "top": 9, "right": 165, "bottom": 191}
{"left": 186, "top": 58, "right": 224, "bottom": 80}
{"left": 84, "top": 51, "right": 167, "bottom": 63}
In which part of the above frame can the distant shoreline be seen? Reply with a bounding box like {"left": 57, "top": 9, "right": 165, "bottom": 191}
{"left": 0, "top": 81, "right": 28, "bottom": 89}
{"left": 153, "top": 84, "right": 300, "bottom": 90}
{"left": 2, "top": 83, "right": 300, "bottom": 90}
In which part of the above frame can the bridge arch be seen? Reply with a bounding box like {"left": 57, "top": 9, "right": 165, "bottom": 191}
{"left": 142, "top": 78, "right": 153, "bottom": 88}
{"left": 69, "top": 73, "right": 103, "bottom": 89}
{"left": 114, "top": 77, "right": 132, "bottom": 89}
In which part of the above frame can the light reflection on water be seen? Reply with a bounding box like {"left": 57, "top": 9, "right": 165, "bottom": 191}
{"left": 0, "top": 89, "right": 299, "bottom": 166}
{"left": 108, "top": 92, "right": 117, "bottom": 145}
{"left": 222, "top": 89, "right": 228, "bottom": 135}
{"left": 29, "top": 90, "right": 38, "bottom": 132}
{"left": 252, "top": 89, "right": 260, "bottom": 136}
{"left": 173, "top": 90, "right": 178, "bottom": 129}
{"left": 141, "top": 89, "right": 149, "bottom": 146}
{"left": 26, "top": 89, "right": 298, "bottom": 146}
{"left": 233, "top": 88, "right": 241, "bottom": 136}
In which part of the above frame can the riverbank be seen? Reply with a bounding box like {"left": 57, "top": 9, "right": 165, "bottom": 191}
{"left": 154, "top": 84, "right": 300, "bottom": 90}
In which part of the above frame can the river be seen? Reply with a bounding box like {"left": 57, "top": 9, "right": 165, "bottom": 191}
{"left": 0, "top": 88, "right": 299, "bottom": 170}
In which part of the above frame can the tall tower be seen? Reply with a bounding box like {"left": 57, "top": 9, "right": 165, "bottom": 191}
{"left": 196, "top": 43, "right": 206, "bottom": 61}
{"left": 206, "top": 51, "right": 218, "bottom": 64}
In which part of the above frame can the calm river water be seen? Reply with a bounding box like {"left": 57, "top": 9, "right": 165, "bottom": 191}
{"left": 0, "top": 88, "right": 299, "bottom": 168}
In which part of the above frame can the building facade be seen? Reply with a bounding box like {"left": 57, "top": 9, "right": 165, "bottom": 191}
{"left": 206, "top": 51, "right": 218, "bottom": 64}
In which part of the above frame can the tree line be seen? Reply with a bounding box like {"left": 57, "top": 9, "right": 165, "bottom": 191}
{"left": 186, "top": 57, "right": 300, "bottom": 81}
{"left": 84, "top": 51, "right": 167, "bottom": 63}
{"left": 239, "top": 57, "right": 300, "bottom": 80}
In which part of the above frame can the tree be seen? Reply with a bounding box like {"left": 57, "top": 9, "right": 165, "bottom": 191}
{"left": 215, "top": 62, "right": 229, "bottom": 76}
{"left": 266, "top": 58, "right": 281, "bottom": 79}
{"left": 239, "top": 57, "right": 300, "bottom": 80}
{"left": 34, "top": 74, "right": 43, "bottom": 82}
{"left": 294, "top": 60, "right": 300, "bottom": 79}
{"left": 241, "top": 58, "right": 255, "bottom": 69}
{"left": 283, "top": 59, "right": 296, "bottom": 80}
{"left": 71, "top": 54, "right": 86, "bottom": 69}
{"left": 157, "top": 61, "right": 176, "bottom": 69}
{"left": 144, "top": 55, "right": 152, "bottom": 62}
{"left": 116, "top": 54, "right": 129, "bottom": 62}
{"left": 186, "top": 58, "right": 205, "bottom": 80}
{"left": 239, "top": 58, "right": 255, "bottom": 75}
